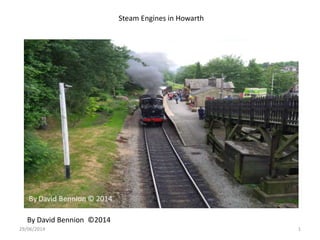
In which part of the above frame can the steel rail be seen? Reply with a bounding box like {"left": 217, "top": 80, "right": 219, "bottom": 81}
{"left": 143, "top": 127, "right": 162, "bottom": 208}
{"left": 162, "top": 127, "right": 211, "bottom": 208}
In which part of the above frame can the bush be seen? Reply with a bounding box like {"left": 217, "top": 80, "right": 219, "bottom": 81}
{"left": 96, "top": 104, "right": 114, "bottom": 114}
{"left": 86, "top": 97, "right": 100, "bottom": 116}
{"left": 24, "top": 131, "right": 57, "bottom": 173}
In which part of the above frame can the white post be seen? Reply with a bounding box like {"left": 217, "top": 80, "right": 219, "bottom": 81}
{"left": 59, "top": 82, "right": 71, "bottom": 179}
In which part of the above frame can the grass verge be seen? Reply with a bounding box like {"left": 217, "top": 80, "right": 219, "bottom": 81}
{"left": 24, "top": 108, "right": 127, "bottom": 208}
{"left": 166, "top": 80, "right": 184, "bottom": 90}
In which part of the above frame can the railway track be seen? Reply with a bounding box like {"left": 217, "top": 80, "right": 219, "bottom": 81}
{"left": 144, "top": 124, "right": 212, "bottom": 208}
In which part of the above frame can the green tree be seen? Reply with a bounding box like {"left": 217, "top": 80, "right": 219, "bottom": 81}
{"left": 245, "top": 59, "right": 264, "bottom": 88}
{"left": 163, "top": 70, "right": 175, "bottom": 83}
{"left": 262, "top": 63, "right": 298, "bottom": 95}
{"left": 202, "top": 55, "right": 246, "bottom": 92}
{"left": 47, "top": 40, "right": 130, "bottom": 116}
{"left": 24, "top": 40, "right": 64, "bottom": 128}
{"left": 174, "top": 64, "right": 197, "bottom": 84}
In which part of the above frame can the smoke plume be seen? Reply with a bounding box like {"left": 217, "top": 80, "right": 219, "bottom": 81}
{"left": 126, "top": 52, "right": 172, "bottom": 95}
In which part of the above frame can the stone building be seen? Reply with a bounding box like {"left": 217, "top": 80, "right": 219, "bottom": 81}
{"left": 185, "top": 78, "right": 235, "bottom": 107}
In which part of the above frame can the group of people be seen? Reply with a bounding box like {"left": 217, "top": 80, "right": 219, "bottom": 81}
{"left": 167, "top": 90, "right": 205, "bottom": 119}
{"left": 168, "top": 90, "right": 183, "bottom": 104}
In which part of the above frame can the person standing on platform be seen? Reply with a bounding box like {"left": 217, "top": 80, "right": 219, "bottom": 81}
{"left": 175, "top": 94, "right": 179, "bottom": 104}
{"left": 198, "top": 106, "right": 205, "bottom": 120}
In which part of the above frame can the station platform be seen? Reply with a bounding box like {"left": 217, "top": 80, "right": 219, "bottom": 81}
{"left": 164, "top": 97, "right": 207, "bottom": 146}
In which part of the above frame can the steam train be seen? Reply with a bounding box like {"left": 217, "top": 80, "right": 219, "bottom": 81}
{"left": 139, "top": 94, "right": 165, "bottom": 126}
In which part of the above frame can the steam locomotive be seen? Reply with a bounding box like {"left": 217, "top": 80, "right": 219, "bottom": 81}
{"left": 139, "top": 94, "right": 165, "bottom": 126}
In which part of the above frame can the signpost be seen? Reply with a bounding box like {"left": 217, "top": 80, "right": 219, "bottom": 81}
{"left": 59, "top": 82, "right": 71, "bottom": 179}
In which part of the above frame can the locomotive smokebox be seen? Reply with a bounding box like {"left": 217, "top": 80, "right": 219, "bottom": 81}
{"left": 139, "top": 94, "right": 165, "bottom": 126}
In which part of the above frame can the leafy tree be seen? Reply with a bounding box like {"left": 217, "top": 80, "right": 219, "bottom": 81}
{"left": 171, "top": 55, "right": 298, "bottom": 96}
{"left": 244, "top": 59, "right": 264, "bottom": 88}
{"left": 163, "top": 70, "right": 175, "bottom": 83}
{"left": 40, "top": 40, "right": 130, "bottom": 117}
{"left": 24, "top": 40, "right": 64, "bottom": 128}
{"left": 25, "top": 39, "right": 132, "bottom": 126}
{"left": 202, "top": 55, "right": 246, "bottom": 92}
{"left": 261, "top": 63, "right": 298, "bottom": 95}
{"left": 174, "top": 64, "right": 197, "bottom": 84}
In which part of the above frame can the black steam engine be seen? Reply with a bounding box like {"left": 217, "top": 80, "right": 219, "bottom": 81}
{"left": 139, "top": 94, "right": 165, "bottom": 126}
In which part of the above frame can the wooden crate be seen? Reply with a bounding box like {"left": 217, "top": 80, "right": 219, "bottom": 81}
{"left": 224, "top": 141, "right": 270, "bottom": 184}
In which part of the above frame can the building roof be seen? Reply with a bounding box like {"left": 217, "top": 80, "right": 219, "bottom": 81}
{"left": 185, "top": 78, "right": 208, "bottom": 89}
{"left": 185, "top": 78, "right": 234, "bottom": 90}
{"left": 224, "top": 82, "right": 235, "bottom": 89}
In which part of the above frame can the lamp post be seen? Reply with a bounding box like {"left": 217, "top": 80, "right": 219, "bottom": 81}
{"left": 271, "top": 72, "right": 274, "bottom": 96}
{"left": 59, "top": 82, "right": 72, "bottom": 179}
